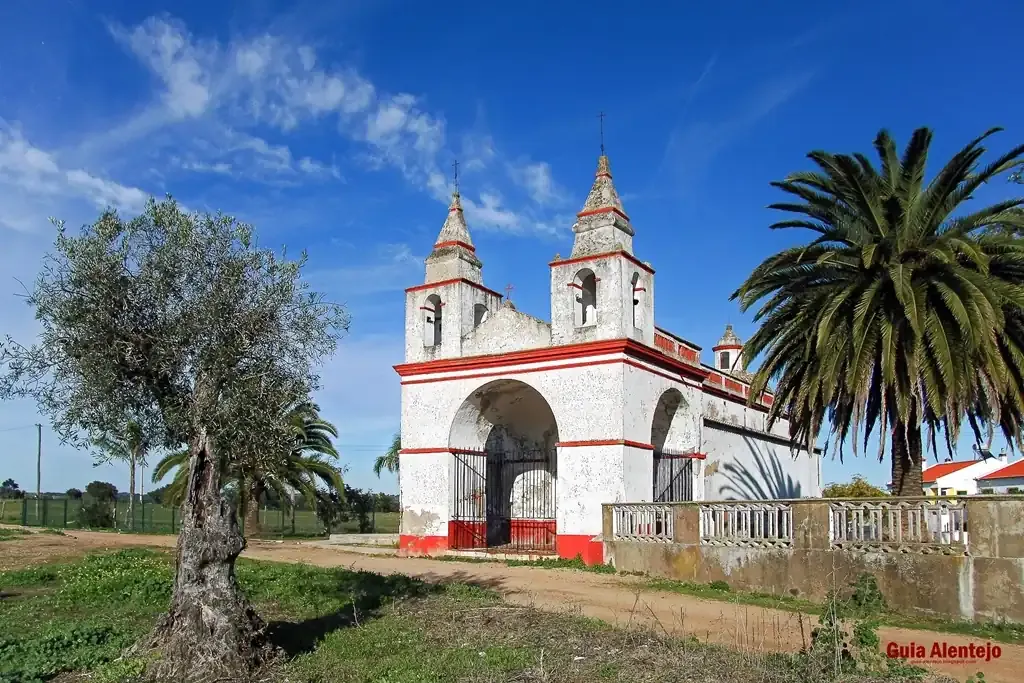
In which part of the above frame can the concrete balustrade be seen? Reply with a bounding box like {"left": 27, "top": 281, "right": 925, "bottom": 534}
{"left": 602, "top": 496, "right": 1024, "bottom": 623}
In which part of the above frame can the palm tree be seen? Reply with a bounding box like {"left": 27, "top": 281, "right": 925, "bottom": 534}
{"left": 374, "top": 432, "right": 401, "bottom": 510}
{"left": 733, "top": 127, "right": 1024, "bottom": 496}
{"left": 92, "top": 421, "right": 147, "bottom": 528}
{"left": 373, "top": 433, "right": 400, "bottom": 477}
{"left": 152, "top": 399, "right": 344, "bottom": 535}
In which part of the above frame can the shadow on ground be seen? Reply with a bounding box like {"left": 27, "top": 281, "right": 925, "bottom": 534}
{"left": 267, "top": 569, "right": 507, "bottom": 657}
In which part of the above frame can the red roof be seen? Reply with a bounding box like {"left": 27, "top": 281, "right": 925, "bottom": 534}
{"left": 922, "top": 461, "right": 976, "bottom": 483}
{"left": 978, "top": 459, "right": 1024, "bottom": 481}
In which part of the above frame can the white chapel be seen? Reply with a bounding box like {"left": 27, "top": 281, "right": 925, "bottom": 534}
{"left": 394, "top": 153, "right": 822, "bottom": 564}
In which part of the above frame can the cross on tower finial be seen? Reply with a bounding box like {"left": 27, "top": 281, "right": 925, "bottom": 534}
{"left": 452, "top": 159, "right": 460, "bottom": 194}
{"left": 504, "top": 283, "right": 514, "bottom": 301}
{"left": 598, "top": 111, "right": 606, "bottom": 154}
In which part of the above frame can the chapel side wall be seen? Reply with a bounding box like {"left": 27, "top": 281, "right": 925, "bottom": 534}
{"left": 700, "top": 395, "right": 821, "bottom": 500}
{"left": 621, "top": 362, "right": 703, "bottom": 502}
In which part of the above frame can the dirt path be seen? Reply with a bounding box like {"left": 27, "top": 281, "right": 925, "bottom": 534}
{"left": 8, "top": 529, "right": 1015, "bottom": 682}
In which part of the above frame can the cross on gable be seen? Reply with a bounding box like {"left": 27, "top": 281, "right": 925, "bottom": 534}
{"left": 504, "top": 284, "right": 514, "bottom": 300}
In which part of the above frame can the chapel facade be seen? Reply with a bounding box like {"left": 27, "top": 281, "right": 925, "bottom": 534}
{"left": 394, "top": 153, "right": 822, "bottom": 564}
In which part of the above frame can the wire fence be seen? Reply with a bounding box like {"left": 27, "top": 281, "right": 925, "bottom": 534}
{"left": 3, "top": 495, "right": 399, "bottom": 537}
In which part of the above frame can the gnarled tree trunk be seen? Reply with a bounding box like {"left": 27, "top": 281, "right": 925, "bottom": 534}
{"left": 244, "top": 479, "right": 264, "bottom": 538}
{"left": 147, "top": 428, "right": 274, "bottom": 682}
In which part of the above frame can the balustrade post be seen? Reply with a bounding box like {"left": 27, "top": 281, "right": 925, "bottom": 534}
{"left": 673, "top": 504, "right": 699, "bottom": 544}
{"left": 790, "top": 500, "right": 828, "bottom": 550}
{"left": 602, "top": 504, "right": 613, "bottom": 539}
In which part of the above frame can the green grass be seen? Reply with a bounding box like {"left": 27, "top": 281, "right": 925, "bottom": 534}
{"left": 0, "top": 529, "right": 30, "bottom": 541}
{"left": 0, "top": 549, "right": 932, "bottom": 682}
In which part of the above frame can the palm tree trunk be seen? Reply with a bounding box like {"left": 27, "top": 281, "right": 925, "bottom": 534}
{"left": 127, "top": 452, "right": 136, "bottom": 529}
{"left": 244, "top": 480, "right": 263, "bottom": 538}
{"left": 890, "top": 417, "right": 924, "bottom": 497}
{"left": 146, "top": 427, "right": 271, "bottom": 681}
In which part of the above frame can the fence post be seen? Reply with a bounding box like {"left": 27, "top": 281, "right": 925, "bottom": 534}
{"left": 63, "top": 499, "right": 68, "bottom": 528}
{"left": 21, "top": 498, "right": 27, "bottom": 526}
{"left": 292, "top": 507, "right": 296, "bottom": 536}
{"left": 171, "top": 506, "right": 176, "bottom": 534}
{"left": 141, "top": 499, "right": 146, "bottom": 533}
{"left": 42, "top": 497, "right": 48, "bottom": 527}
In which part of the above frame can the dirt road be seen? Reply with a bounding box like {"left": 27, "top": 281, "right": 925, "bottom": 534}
{"left": 6, "top": 529, "right": 1015, "bottom": 682}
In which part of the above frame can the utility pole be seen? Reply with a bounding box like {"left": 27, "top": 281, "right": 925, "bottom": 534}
{"left": 35, "top": 423, "right": 42, "bottom": 520}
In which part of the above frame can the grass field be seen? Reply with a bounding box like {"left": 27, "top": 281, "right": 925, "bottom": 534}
{"left": 0, "top": 547, "right": 939, "bottom": 683}
{"left": 9, "top": 497, "right": 400, "bottom": 537}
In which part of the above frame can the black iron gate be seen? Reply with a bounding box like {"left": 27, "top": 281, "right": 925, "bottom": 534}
{"left": 451, "top": 448, "right": 556, "bottom": 552}
{"left": 653, "top": 453, "right": 694, "bottom": 502}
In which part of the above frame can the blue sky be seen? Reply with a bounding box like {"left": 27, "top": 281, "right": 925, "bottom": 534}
{"left": 1, "top": 0, "right": 1022, "bottom": 495}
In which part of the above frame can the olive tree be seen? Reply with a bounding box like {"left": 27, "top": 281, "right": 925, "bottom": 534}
{"left": 0, "top": 198, "right": 349, "bottom": 680}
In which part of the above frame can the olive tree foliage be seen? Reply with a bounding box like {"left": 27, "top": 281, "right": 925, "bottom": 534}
{"left": 0, "top": 198, "right": 349, "bottom": 680}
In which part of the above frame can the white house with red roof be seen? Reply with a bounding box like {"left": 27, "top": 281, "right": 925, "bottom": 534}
{"left": 395, "top": 153, "right": 821, "bottom": 564}
{"left": 976, "top": 459, "right": 1024, "bottom": 494}
{"left": 921, "top": 455, "right": 1009, "bottom": 497}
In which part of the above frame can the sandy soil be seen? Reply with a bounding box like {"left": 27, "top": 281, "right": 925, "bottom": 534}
{"left": 2, "top": 528, "right": 1014, "bottom": 683}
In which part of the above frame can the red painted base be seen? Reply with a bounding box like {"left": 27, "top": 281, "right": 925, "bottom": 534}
{"left": 401, "top": 530, "right": 606, "bottom": 567}
{"left": 511, "top": 519, "right": 556, "bottom": 549}
{"left": 556, "top": 534, "right": 605, "bottom": 566}
{"left": 448, "top": 520, "right": 486, "bottom": 549}
{"left": 398, "top": 534, "right": 448, "bottom": 555}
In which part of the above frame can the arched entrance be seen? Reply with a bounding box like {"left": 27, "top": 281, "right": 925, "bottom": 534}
{"left": 651, "top": 388, "right": 695, "bottom": 501}
{"left": 448, "top": 379, "right": 559, "bottom": 552}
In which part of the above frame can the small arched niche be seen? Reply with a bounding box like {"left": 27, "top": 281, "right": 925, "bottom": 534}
{"left": 473, "top": 303, "right": 489, "bottom": 328}
{"left": 572, "top": 268, "right": 597, "bottom": 327}
{"left": 719, "top": 350, "right": 731, "bottom": 371}
{"left": 631, "top": 272, "right": 644, "bottom": 329}
{"left": 422, "top": 294, "right": 442, "bottom": 346}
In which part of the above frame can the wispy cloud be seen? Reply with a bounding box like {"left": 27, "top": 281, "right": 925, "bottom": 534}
{"left": 507, "top": 159, "right": 567, "bottom": 206}
{"left": 660, "top": 69, "right": 817, "bottom": 183}
{"left": 94, "top": 15, "right": 566, "bottom": 236}
{"left": 0, "top": 122, "right": 150, "bottom": 232}
{"left": 305, "top": 243, "right": 424, "bottom": 297}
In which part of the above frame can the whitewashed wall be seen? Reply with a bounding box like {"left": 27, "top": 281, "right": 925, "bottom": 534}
{"left": 700, "top": 403, "right": 819, "bottom": 499}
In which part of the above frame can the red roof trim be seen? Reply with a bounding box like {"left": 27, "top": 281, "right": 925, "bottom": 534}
{"left": 405, "top": 278, "right": 503, "bottom": 299}
{"left": 433, "top": 240, "right": 475, "bottom": 252}
{"left": 978, "top": 459, "right": 1024, "bottom": 481}
{"left": 394, "top": 337, "right": 709, "bottom": 382}
{"left": 549, "top": 249, "right": 654, "bottom": 274}
{"left": 576, "top": 206, "right": 631, "bottom": 222}
{"left": 922, "top": 461, "right": 976, "bottom": 483}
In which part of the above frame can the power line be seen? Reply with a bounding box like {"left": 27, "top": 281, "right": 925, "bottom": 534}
{"left": 0, "top": 424, "right": 37, "bottom": 433}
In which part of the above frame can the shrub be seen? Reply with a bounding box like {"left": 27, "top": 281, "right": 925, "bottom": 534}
{"left": 78, "top": 501, "right": 114, "bottom": 529}
{"left": 1007, "top": 487, "right": 1021, "bottom": 495}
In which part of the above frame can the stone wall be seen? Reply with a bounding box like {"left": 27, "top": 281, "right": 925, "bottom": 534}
{"left": 602, "top": 497, "right": 1024, "bottom": 623}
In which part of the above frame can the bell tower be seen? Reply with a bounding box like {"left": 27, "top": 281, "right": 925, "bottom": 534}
{"left": 404, "top": 189, "right": 502, "bottom": 362}
{"left": 550, "top": 154, "right": 655, "bottom": 346}
{"left": 712, "top": 324, "right": 745, "bottom": 375}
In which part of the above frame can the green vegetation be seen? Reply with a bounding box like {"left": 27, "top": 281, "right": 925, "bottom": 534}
{"left": 822, "top": 475, "right": 889, "bottom": 498}
{"left": 733, "top": 127, "right": 1024, "bottom": 496}
{"left": 151, "top": 398, "right": 345, "bottom": 538}
{"left": 0, "top": 550, "right": 930, "bottom": 682}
